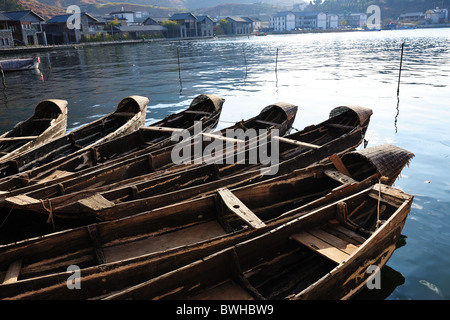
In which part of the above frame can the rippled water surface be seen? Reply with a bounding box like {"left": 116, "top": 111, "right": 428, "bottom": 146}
{"left": 0, "top": 28, "right": 449, "bottom": 299}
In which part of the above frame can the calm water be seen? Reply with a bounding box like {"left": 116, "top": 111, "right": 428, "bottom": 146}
{"left": 0, "top": 28, "right": 449, "bottom": 300}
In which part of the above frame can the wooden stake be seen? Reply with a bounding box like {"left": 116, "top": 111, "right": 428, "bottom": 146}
{"left": 397, "top": 42, "right": 405, "bottom": 97}
{"left": 177, "top": 47, "right": 182, "bottom": 93}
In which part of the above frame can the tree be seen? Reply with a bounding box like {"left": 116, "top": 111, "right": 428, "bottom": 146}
{"left": 0, "top": 0, "right": 24, "bottom": 11}
{"left": 218, "top": 19, "right": 230, "bottom": 34}
{"left": 162, "top": 20, "right": 180, "bottom": 38}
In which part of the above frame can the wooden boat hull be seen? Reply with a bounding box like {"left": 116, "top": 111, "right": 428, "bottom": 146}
{"left": 0, "top": 94, "right": 224, "bottom": 194}
{"left": 0, "top": 144, "right": 413, "bottom": 299}
{"left": 0, "top": 99, "right": 68, "bottom": 162}
{"left": 0, "top": 95, "right": 148, "bottom": 179}
{"left": 103, "top": 184, "right": 413, "bottom": 300}
{"left": 3, "top": 105, "right": 369, "bottom": 221}
{"left": 1, "top": 101, "right": 297, "bottom": 216}
{"left": 0, "top": 57, "right": 40, "bottom": 72}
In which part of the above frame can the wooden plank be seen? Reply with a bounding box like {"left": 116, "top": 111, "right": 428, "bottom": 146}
{"left": 325, "top": 224, "right": 366, "bottom": 244}
{"left": 141, "top": 126, "right": 185, "bottom": 133}
{"left": 308, "top": 228, "right": 359, "bottom": 255}
{"left": 38, "top": 170, "right": 73, "bottom": 184}
{"left": 217, "top": 188, "right": 266, "bottom": 229}
{"left": 273, "top": 136, "right": 320, "bottom": 149}
{"left": 328, "top": 154, "right": 352, "bottom": 176}
{"left": 3, "top": 259, "right": 22, "bottom": 284}
{"left": 323, "top": 169, "right": 356, "bottom": 185}
{"left": 291, "top": 231, "right": 350, "bottom": 264}
{"left": 78, "top": 193, "right": 115, "bottom": 213}
{"left": 202, "top": 132, "right": 244, "bottom": 143}
{"left": 184, "top": 110, "right": 212, "bottom": 116}
{"left": 0, "top": 136, "right": 38, "bottom": 141}
{"left": 5, "top": 194, "right": 41, "bottom": 206}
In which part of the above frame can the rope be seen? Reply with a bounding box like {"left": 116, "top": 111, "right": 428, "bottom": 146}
{"left": 0, "top": 205, "right": 14, "bottom": 230}
{"left": 376, "top": 180, "right": 382, "bottom": 229}
{"left": 41, "top": 199, "right": 55, "bottom": 231}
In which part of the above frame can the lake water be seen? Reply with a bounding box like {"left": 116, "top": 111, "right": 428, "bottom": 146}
{"left": 0, "top": 28, "right": 449, "bottom": 300}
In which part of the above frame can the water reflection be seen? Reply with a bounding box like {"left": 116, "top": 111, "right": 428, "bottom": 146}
{"left": 0, "top": 29, "right": 449, "bottom": 299}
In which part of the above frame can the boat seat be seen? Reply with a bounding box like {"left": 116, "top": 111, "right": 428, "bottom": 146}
{"left": 290, "top": 224, "right": 365, "bottom": 264}
{"left": 2, "top": 259, "right": 22, "bottom": 284}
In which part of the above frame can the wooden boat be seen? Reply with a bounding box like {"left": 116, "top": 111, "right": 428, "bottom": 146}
{"left": 2, "top": 104, "right": 368, "bottom": 221}
{"left": 0, "top": 99, "right": 68, "bottom": 162}
{"left": 0, "top": 57, "right": 40, "bottom": 72}
{"left": 0, "top": 94, "right": 224, "bottom": 194}
{"left": 0, "top": 144, "right": 414, "bottom": 299}
{"left": 0, "top": 95, "right": 148, "bottom": 180}
{"left": 1, "top": 101, "right": 298, "bottom": 215}
{"left": 104, "top": 184, "right": 413, "bottom": 300}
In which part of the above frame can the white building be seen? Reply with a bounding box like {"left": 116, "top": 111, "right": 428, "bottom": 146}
{"left": 425, "top": 7, "right": 448, "bottom": 24}
{"left": 337, "top": 12, "right": 367, "bottom": 28}
{"left": 327, "top": 13, "right": 339, "bottom": 29}
{"left": 271, "top": 11, "right": 328, "bottom": 31}
{"left": 271, "top": 11, "right": 296, "bottom": 31}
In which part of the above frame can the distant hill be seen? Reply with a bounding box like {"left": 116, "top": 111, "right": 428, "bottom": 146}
{"left": 308, "top": 0, "right": 450, "bottom": 20}
{"left": 8, "top": 0, "right": 449, "bottom": 21}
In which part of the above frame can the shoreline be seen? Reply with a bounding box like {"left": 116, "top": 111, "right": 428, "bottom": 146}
{"left": 1, "top": 25, "right": 449, "bottom": 55}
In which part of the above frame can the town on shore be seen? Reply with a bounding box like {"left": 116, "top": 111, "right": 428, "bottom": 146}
{"left": 0, "top": 5, "right": 448, "bottom": 52}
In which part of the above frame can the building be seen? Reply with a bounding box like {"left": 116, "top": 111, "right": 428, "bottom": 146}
{"left": 271, "top": 11, "right": 328, "bottom": 31}
{"left": 197, "top": 15, "right": 214, "bottom": 37}
{"left": 0, "top": 13, "right": 14, "bottom": 48}
{"left": 3, "top": 10, "right": 46, "bottom": 45}
{"left": 425, "top": 7, "right": 448, "bottom": 24}
{"left": 170, "top": 12, "right": 198, "bottom": 38}
{"left": 118, "top": 25, "right": 167, "bottom": 39}
{"left": 271, "top": 11, "right": 295, "bottom": 31}
{"left": 338, "top": 13, "right": 367, "bottom": 28}
{"left": 398, "top": 12, "right": 426, "bottom": 24}
{"left": 295, "top": 11, "right": 327, "bottom": 29}
{"left": 45, "top": 12, "right": 106, "bottom": 44}
{"left": 226, "top": 16, "right": 251, "bottom": 34}
{"left": 242, "top": 17, "right": 261, "bottom": 33}
{"left": 110, "top": 10, "right": 135, "bottom": 25}
{"left": 326, "top": 13, "right": 339, "bottom": 29}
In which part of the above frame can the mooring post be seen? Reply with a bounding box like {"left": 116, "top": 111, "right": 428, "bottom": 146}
{"left": 397, "top": 42, "right": 405, "bottom": 97}
{"left": 177, "top": 47, "right": 182, "bottom": 93}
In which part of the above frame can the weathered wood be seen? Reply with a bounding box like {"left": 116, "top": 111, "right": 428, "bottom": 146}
{"left": 217, "top": 188, "right": 266, "bottom": 229}
{"left": 0, "top": 136, "right": 39, "bottom": 141}
{"left": 3, "top": 260, "right": 22, "bottom": 284}
{"left": 290, "top": 232, "right": 350, "bottom": 264}
{"left": 326, "top": 123, "right": 355, "bottom": 131}
{"left": 78, "top": 193, "right": 115, "bottom": 213}
{"left": 87, "top": 225, "right": 105, "bottom": 265}
{"left": 202, "top": 132, "right": 245, "bottom": 143}
{"left": 5, "top": 194, "right": 41, "bottom": 206}
{"left": 274, "top": 136, "right": 320, "bottom": 149}
{"left": 37, "top": 170, "right": 73, "bottom": 184}
{"left": 0, "top": 99, "right": 68, "bottom": 163}
{"left": 323, "top": 169, "right": 356, "bottom": 185}
{"left": 141, "top": 126, "right": 186, "bottom": 133}
{"left": 328, "top": 154, "right": 352, "bottom": 176}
